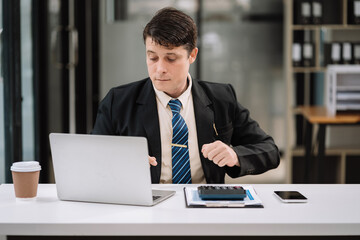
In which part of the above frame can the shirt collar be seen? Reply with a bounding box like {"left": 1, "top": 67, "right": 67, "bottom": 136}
{"left": 153, "top": 73, "right": 193, "bottom": 109}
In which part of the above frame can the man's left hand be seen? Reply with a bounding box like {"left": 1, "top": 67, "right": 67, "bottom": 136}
{"left": 201, "top": 140, "right": 240, "bottom": 167}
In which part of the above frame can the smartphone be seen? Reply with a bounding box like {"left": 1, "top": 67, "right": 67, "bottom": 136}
{"left": 274, "top": 191, "right": 307, "bottom": 203}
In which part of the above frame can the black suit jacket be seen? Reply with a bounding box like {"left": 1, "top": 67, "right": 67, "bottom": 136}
{"left": 92, "top": 78, "right": 280, "bottom": 183}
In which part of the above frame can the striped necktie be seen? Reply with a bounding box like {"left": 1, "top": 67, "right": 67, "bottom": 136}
{"left": 168, "top": 99, "right": 192, "bottom": 184}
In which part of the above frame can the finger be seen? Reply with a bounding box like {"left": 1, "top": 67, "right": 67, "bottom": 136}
{"left": 211, "top": 150, "right": 228, "bottom": 165}
{"left": 201, "top": 144, "right": 210, "bottom": 158}
{"left": 149, "top": 156, "right": 157, "bottom": 166}
{"left": 217, "top": 156, "right": 233, "bottom": 167}
{"left": 217, "top": 152, "right": 239, "bottom": 167}
{"left": 207, "top": 143, "right": 227, "bottom": 162}
{"left": 202, "top": 141, "right": 220, "bottom": 159}
{"left": 207, "top": 147, "right": 222, "bottom": 162}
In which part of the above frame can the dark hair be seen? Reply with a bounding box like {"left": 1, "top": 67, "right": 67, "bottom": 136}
{"left": 143, "top": 7, "right": 197, "bottom": 55}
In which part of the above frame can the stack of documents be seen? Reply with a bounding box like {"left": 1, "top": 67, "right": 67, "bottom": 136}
{"left": 184, "top": 185, "right": 263, "bottom": 208}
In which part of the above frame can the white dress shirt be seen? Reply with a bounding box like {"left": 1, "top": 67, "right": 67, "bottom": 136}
{"left": 153, "top": 74, "right": 206, "bottom": 184}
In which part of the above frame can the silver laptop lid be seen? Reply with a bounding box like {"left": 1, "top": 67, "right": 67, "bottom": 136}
{"left": 49, "top": 133, "right": 155, "bottom": 206}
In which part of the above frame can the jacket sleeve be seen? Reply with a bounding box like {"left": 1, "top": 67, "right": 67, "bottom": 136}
{"left": 225, "top": 85, "right": 280, "bottom": 178}
{"left": 91, "top": 89, "right": 116, "bottom": 135}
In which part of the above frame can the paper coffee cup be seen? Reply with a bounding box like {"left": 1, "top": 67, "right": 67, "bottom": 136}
{"left": 11, "top": 161, "right": 41, "bottom": 199}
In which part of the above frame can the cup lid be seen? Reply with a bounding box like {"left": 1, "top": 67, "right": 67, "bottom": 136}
{"left": 11, "top": 161, "right": 41, "bottom": 172}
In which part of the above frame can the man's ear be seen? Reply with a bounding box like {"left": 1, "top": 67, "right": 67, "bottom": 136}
{"left": 189, "top": 48, "right": 198, "bottom": 64}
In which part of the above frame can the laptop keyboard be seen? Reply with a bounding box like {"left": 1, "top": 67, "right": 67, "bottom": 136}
{"left": 153, "top": 195, "right": 161, "bottom": 201}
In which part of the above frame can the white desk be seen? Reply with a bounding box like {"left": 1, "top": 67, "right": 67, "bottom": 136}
{"left": 0, "top": 184, "right": 360, "bottom": 236}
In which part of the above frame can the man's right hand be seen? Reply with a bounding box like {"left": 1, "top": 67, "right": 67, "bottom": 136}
{"left": 149, "top": 156, "right": 157, "bottom": 167}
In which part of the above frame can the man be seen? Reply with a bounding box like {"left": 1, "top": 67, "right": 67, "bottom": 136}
{"left": 92, "top": 7, "right": 280, "bottom": 184}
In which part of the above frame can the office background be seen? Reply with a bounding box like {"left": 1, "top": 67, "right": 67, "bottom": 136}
{"left": 1, "top": 0, "right": 359, "bottom": 184}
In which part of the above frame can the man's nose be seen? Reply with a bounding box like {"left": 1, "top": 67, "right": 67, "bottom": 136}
{"left": 157, "top": 59, "right": 167, "bottom": 74}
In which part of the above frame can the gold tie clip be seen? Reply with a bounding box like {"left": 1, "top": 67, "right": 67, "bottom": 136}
{"left": 213, "top": 123, "right": 219, "bottom": 136}
{"left": 171, "top": 143, "right": 187, "bottom": 148}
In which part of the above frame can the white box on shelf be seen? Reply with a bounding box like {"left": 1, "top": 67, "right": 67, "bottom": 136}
{"left": 325, "top": 65, "right": 360, "bottom": 115}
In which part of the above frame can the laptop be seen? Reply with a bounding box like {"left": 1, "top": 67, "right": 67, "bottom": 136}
{"left": 49, "top": 133, "right": 175, "bottom": 206}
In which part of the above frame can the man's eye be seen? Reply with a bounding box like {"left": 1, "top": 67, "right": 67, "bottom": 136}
{"left": 149, "top": 57, "right": 158, "bottom": 61}
{"left": 167, "top": 58, "right": 176, "bottom": 62}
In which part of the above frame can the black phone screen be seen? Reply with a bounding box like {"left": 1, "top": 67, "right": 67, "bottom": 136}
{"left": 274, "top": 191, "right": 307, "bottom": 200}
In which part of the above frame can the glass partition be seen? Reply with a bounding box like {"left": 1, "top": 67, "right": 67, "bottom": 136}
{"left": 0, "top": 0, "right": 4, "bottom": 183}
{"left": 21, "top": 0, "right": 35, "bottom": 162}
{"left": 0, "top": 0, "right": 35, "bottom": 183}
{"left": 201, "top": 0, "right": 285, "bottom": 150}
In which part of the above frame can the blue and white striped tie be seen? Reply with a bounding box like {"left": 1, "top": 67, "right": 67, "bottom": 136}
{"left": 169, "top": 99, "right": 192, "bottom": 184}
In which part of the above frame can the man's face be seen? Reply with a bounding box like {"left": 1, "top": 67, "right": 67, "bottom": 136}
{"left": 145, "top": 37, "right": 198, "bottom": 98}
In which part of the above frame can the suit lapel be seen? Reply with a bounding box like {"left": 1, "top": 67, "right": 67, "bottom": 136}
{"left": 192, "top": 79, "right": 215, "bottom": 164}
{"left": 136, "top": 78, "right": 215, "bottom": 183}
{"left": 136, "top": 79, "right": 162, "bottom": 183}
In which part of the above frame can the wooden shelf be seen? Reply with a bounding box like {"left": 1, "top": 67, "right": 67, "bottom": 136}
{"left": 292, "top": 67, "right": 326, "bottom": 72}
{"left": 292, "top": 147, "right": 360, "bottom": 157}
{"left": 295, "top": 106, "right": 360, "bottom": 124}
{"left": 292, "top": 66, "right": 360, "bottom": 73}
{"left": 293, "top": 24, "right": 360, "bottom": 30}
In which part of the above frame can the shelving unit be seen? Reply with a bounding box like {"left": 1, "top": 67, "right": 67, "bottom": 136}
{"left": 284, "top": 0, "right": 360, "bottom": 183}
